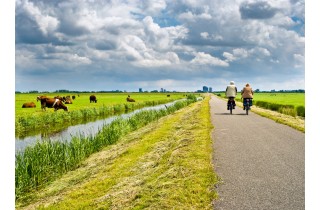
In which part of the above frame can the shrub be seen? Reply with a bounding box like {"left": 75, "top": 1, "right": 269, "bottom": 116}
{"left": 186, "top": 94, "right": 197, "bottom": 102}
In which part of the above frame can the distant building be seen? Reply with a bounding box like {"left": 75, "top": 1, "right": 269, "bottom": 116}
{"left": 139, "top": 88, "right": 143, "bottom": 92}
{"left": 203, "top": 86, "right": 209, "bottom": 92}
{"left": 209, "top": 87, "right": 212, "bottom": 92}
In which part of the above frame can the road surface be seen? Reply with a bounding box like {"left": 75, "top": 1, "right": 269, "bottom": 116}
{"left": 210, "top": 95, "right": 304, "bottom": 210}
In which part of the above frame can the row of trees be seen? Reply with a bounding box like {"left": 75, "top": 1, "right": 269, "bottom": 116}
{"left": 16, "top": 89, "right": 187, "bottom": 94}
{"left": 255, "top": 89, "right": 305, "bottom": 93}
{"left": 15, "top": 89, "right": 305, "bottom": 94}
{"left": 15, "top": 90, "right": 125, "bottom": 94}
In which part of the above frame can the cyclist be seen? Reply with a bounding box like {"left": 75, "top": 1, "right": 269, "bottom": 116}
{"left": 225, "top": 81, "right": 237, "bottom": 110}
{"left": 241, "top": 83, "right": 254, "bottom": 110}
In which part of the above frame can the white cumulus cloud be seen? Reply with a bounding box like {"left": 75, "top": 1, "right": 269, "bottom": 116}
{"left": 191, "top": 52, "right": 229, "bottom": 67}
{"left": 14, "top": 0, "right": 305, "bottom": 92}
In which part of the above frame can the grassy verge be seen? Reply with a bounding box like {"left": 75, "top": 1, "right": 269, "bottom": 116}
{"left": 245, "top": 99, "right": 304, "bottom": 117}
{"left": 233, "top": 100, "right": 305, "bottom": 132}
{"left": 16, "top": 96, "right": 218, "bottom": 209}
{"left": 247, "top": 104, "right": 305, "bottom": 132}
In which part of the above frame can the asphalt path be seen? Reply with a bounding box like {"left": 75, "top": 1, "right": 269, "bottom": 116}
{"left": 210, "top": 95, "right": 305, "bottom": 210}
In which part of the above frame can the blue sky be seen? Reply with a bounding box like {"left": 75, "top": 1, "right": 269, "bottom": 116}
{"left": 14, "top": 0, "right": 305, "bottom": 92}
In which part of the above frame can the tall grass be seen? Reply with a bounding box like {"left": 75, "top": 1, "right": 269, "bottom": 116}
{"left": 15, "top": 98, "right": 197, "bottom": 200}
{"left": 233, "top": 98, "right": 304, "bottom": 117}
{"left": 251, "top": 100, "right": 304, "bottom": 117}
{"left": 296, "top": 106, "right": 305, "bottom": 117}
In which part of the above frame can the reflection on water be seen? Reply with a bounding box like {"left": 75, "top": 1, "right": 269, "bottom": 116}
{"left": 15, "top": 101, "right": 178, "bottom": 154}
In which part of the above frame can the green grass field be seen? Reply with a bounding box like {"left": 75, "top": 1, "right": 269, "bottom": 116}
{"left": 215, "top": 92, "right": 305, "bottom": 106}
{"left": 237, "top": 92, "right": 305, "bottom": 107}
{"left": 15, "top": 92, "right": 194, "bottom": 137}
{"left": 16, "top": 92, "right": 186, "bottom": 117}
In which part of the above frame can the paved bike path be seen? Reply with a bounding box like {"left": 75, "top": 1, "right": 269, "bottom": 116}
{"left": 210, "top": 95, "right": 304, "bottom": 210}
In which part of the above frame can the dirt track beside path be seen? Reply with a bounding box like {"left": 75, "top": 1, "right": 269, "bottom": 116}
{"left": 210, "top": 95, "right": 304, "bottom": 210}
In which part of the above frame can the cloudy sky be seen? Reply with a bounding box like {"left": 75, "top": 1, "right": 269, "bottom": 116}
{"left": 15, "top": 0, "right": 305, "bottom": 92}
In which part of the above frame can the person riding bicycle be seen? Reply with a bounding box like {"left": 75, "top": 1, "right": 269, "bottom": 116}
{"left": 225, "top": 81, "right": 237, "bottom": 110}
{"left": 241, "top": 83, "right": 254, "bottom": 110}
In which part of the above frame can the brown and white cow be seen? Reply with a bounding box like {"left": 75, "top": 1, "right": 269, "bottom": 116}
{"left": 65, "top": 98, "right": 73, "bottom": 104}
{"left": 54, "top": 96, "right": 66, "bottom": 102}
{"left": 37, "top": 96, "right": 68, "bottom": 111}
{"left": 37, "top": 95, "right": 48, "bottom": 102}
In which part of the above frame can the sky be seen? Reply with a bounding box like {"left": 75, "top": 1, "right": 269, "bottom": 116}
{"left": 14, "top": 0, "right": 305, "bottom": 92}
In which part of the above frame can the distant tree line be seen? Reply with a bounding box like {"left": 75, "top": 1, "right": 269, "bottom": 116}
{"left": 15, "top": 89, "right": 305, "bottom": 94}
{"left": 212, "top": 89, "right": 305, "bottom": 93}
{"left": 15, "top": 90, "right": 126, "bottom": 94}
{"left": 15, "top": 89, "right": 185, "bottom": 93}
{"left": 254, "top": 89, "right": 305, "bottom": 93}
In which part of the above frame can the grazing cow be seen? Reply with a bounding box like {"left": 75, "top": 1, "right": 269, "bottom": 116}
{"left": 90, "top": 95, "right": 97, "bottom": 103}
{"left": 65, "top": 98, "right": 73, "bottom": 104}
{"left": 72, "top": 95, "right": 76, "bottom": 100}
{"left": 54, "top": 96, "right": 66, "bottom": 102}
{"left": 126, "top": 95, "right": 135, "bottom": 102}
{"left": 37, "top": 95, "right": 48, "bottom": 102}
{"left": 37, "top": 95, "right": 49, "bottom": 110}
{"left": 22, "top": 102, "right": 36, "bottom": 108}
{"left": 38, "top": 97, "right": 68, "bottom": 111}
{"left": 167, "top": 95, "right": 170, "bottom": 97}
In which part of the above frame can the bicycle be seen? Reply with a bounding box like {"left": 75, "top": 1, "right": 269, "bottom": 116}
{"left": 243, "top": 98, "right": 252, "bottom": 115}
{"left": 227, "top": 98, "right": 235, "bottom": 114}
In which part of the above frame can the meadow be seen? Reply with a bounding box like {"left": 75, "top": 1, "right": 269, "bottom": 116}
{"left": 15, "top": 92, "right": 188, "bottom": 137}
{"left": 241, "top": 92, "right": 305, "bottom": 107}
{"left": 16, "top": 92, "right": 186, "bottom": 115}
{"left": 217, "top": 92, "right": 305, "bottom": 117}
{"left": 15, "top": 96, "right": 199, "bottom": 204}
